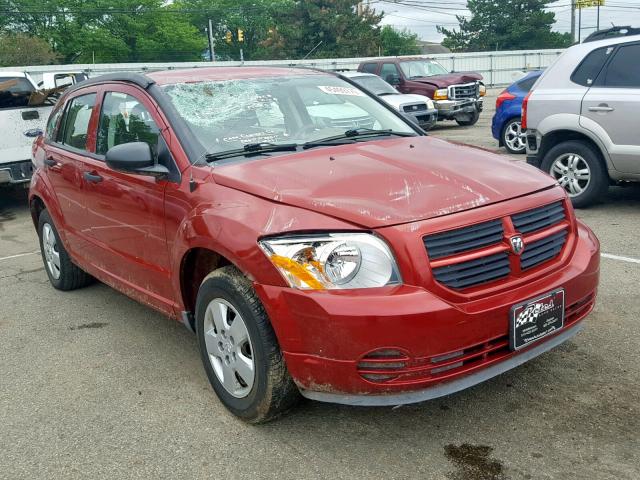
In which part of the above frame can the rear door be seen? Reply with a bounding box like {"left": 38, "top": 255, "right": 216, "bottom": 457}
{"left": 76, "top": 86, "right": 176, "bottom": 313}
{"left": 580, "top": 41, "right": 640, "bottom": 173}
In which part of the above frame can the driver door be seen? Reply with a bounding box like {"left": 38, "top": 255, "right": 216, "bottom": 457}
{"left": 77, "top": 86, "right": 176, "bottom": 314}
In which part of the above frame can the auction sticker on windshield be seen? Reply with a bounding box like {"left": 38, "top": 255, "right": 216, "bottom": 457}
{"left": 510, "top": 289, "right": 565, "bottom": 350}
{"left": 318, "top": 86, "right": 365, "bottom": 96}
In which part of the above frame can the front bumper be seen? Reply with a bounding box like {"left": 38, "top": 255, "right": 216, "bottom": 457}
{"left": 435, "top": 98, "right": 483, "bottom": 120}
{"left": 409, "top": 107, "right": 438, "bottom": 130}
{"left": 0, "top": 160, "right": 34, "bottom": 185}
{"left": 255, "top": 220, "right": 599, "bottom": 405}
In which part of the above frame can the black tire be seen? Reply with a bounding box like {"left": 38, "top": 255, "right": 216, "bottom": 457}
{"left": 195, "top": 266, "right": 300, "bottom": 423}
{"left": 501, "top": 117, "right": 526, "bottom": 154}
{"left": 455, "top": 109, "right": 480, "bottom": 126}
{"left": 38, "top": 209, "right": 93, "bottom": 290}
{"left": 540, "top": 140, "right": 609, "bottom": 208}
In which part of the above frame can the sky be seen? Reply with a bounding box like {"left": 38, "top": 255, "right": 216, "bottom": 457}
{"left": 375, "top": 0, "right": 640, "bottom": 43}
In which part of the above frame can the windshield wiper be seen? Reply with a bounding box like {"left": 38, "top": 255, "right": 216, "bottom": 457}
{"left": 205, "top": 142, "right": 298, "bottom": 162}
{"left": 302, "top": 128, "right": 416, "bottom": 149}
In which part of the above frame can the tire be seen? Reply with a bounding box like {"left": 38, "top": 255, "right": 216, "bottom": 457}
{"left": 38, "top": 209, "right": 93, "bottom": 290}
{"left": 195, "top": 266, "right": 300, "bottom": 423}
{"left": 455, "top": 109, "right": 480, "bottom": 126}
{"left": 540, "top": 140, "right": 609, "bottom": 208}
{"left": 501, "top": 117, "right": 526, "bottom": 154}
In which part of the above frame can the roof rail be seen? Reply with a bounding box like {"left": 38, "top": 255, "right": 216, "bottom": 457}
{"left": 583, "top": 26, "right": 640, "bottom": 43}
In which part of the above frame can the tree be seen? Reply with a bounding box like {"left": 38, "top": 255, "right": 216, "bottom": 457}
{"left": 379, "top": 25, "right": 420, "bottom": 56}
{"left": 264, "top": 1, "right": 384, "bottom": 59}
{"left": 438, "top": 0, "right": 572, "bottom": 52}
{"left": 0, "top": 33, "right": 59, "bottom": 67}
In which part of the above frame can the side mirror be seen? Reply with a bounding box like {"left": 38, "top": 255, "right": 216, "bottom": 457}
{"left": 24, "top": 128, "right": 44, "bottom": 138}
{"left": 105, "top": 142, "right": 169, "bottom": 179}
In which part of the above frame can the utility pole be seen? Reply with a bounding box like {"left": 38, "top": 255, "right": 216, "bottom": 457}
{"left": 208, "top": 19, "right": 215, "bottom": 62}
{"left": 597, "top": 3, "right": 600, "bottom": 31}
{"left": 571, "top": 1, "right": 576, "bottom": 43}
{"left": 578, "top": 5, "right": 582, "bottom": 42}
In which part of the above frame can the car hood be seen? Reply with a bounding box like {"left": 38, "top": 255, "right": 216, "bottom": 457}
{"left": 211, "top": 136, "right": 556, "bottom": 228}
{"left": 381, "top": 93, "right": 435, "bottom": 109}
{"left": 410, "top": 72, "right": 483, "bottom": 88}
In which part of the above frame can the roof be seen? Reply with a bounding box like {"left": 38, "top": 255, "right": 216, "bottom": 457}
{"left": 339, "top": 71, "right": 374, "bottom": 78}
{"left": 147, "top": 66, "right": 327, "bottom": 85}
{"left": 0, "top": 71, "right": 28, "bottom": 78}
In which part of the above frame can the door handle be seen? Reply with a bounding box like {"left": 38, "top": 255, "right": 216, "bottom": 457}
{"left": 44, "top": 157, "right": 57, "bottom": 167}
{"left": 588, "top": 105, "right": 614, "bottom": 112}
{"left": 83, "top": 171, "right": 103, "bottom": 183}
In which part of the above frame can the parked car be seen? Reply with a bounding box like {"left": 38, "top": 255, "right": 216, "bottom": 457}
{"left": 0, "top": 72, "right": 56, "bottom": 188}
{"left": 524, "top": 30, "right": 640, "bottom": 207}
{"left": 358, "top": 57, "right": 485, "bottom": 126}
{"left": 492, "top": 70, "right": 542, "bottom": 154}
{"left": 341, "top": 71, "right": 438, "bottom": 130}
{"left": 30, "top": 68, "right": 599, "bottom": 423}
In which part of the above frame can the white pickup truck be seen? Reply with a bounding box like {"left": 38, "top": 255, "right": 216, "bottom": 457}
{"left": 0, "top": 72, "right": 56, "bottom": 187}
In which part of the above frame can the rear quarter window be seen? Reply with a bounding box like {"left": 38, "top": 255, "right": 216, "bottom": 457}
{"left": 571, "top": 46, "right": 611, "bottom": 86}
{"left": 516, "top": 75, "right": 538, "bottom": 92}
{"left": 361, "top": 63, "right": 377, "bottom": 74}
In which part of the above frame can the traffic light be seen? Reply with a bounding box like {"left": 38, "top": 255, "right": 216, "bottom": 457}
{"left": 237, "top": 29, "right": 244, "bottom": 42}
{"left": 225, "top": 31, "right": 232, "bottom": 44}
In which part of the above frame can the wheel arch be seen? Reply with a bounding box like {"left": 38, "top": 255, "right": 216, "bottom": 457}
{"left": 538, "top": 130, "right": 609, "bottom": 175}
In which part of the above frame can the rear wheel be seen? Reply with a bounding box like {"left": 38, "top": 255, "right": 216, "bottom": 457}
{"left": 541, "top": 140, "right": 609, "bottom": 208}
{"left": 502, "top": 117, "right": 526, "bottom": 154}
{"left": 195, "top": 266, "right": 300, "bottom": 423}
{"left": 38, "top": 209, "right": 93, "bottom": 290}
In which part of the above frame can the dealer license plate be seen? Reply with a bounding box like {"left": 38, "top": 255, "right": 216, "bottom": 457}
{"left": 510, "top": 289, "right": 565, "bottom": 351}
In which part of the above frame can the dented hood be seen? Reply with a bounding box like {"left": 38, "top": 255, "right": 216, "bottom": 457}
{"left": 211, "top": 136, "right": 556, "bottom": 228}
{"left": 410, "top": 72, "right": 483, "bottom": 89}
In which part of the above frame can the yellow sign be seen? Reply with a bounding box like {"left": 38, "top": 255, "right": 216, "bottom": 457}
{"left": 576, "top": 0, "right": 605, "bottom": 8}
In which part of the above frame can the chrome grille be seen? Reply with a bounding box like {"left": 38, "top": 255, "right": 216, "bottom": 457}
{"left": 450, "top": 83, "right": 479, "bottom": 100}
{"left": 330, "top": 116, "right": 375, "bottom": 129}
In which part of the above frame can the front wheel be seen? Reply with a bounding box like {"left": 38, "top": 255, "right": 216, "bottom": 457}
{"left": 195, "top": 266, "right": 300, "bottom": 423}
{"left": 455, "top": 109, "right": 480, "bottom": 126}
{"left": 502, "top": 117, "right": 526, "bottom": 154}
{"left": 540, "top": 140, "right": 609, "bottom": 208}
{"left": 38, "top": 209, "right": 93, "bottom": 290}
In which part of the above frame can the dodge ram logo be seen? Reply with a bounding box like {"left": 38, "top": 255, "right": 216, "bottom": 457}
{"left": 510, "top": 235, "right": 524, "bottom": 255}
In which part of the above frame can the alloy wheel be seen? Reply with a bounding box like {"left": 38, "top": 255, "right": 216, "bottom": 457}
{"left": 504, "top": 120, "right": 526, "bottom": 152}
{"left": 203, "top": 298, "right": 255, "bottom": 398}
{"left": 42, "top": 223, "right": 61, "bottom": 279}
{"left": 550, "top": 153, "right": 591, "bottom": 197}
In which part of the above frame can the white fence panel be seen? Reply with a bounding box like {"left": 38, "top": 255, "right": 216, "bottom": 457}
{"left": 1, "top": 49, "right": 565, "bottom": 87}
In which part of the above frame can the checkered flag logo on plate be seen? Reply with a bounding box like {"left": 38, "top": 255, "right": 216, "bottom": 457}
{"left": 515, "top": 304, "right": 541, "bottom": 328}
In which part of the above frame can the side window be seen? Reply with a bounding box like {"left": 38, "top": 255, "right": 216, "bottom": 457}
{"left": 61, "top": 93, "right": 96, "bottom": 151}
{"left": 380, "top": 63, "right": 400, "bottom": 83}
{"left": 45, "top": 107, "right": 64, "bottom": 141}
{"left": 571, "top": 47, "right": 610, "bottom": 86}
{"left": 361, "top": 63, "right": 377, "bottom": 74}
{"left": 603, "top": 44, "right": 640, "bottom": 88}
{"left": 96, "top": 92, "right": 160, "bottom": 156}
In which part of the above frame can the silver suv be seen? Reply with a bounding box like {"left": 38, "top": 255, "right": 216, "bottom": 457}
{"left": 524, "top": 31, "right": 640, "bottom": 207}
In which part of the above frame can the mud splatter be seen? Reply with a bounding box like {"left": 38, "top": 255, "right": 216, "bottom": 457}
{"left": 69, "top": 322, "right": 109, "bottom": 330}
{"left": 444, "top": 443, "right": 506, "bottom": 480}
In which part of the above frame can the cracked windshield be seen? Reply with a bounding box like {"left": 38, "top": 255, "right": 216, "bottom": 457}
{"left": 162, "top": 74, "right": 414, "bottom": 155}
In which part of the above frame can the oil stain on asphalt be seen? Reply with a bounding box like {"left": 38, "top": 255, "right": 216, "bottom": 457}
{"left": 444, "top": 443, "right": 506, "bottom": 480}
{"left": 69, "top": 322, "right": 109, "bottom": 330}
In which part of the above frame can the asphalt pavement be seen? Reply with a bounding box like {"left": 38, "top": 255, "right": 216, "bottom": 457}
{"left": 0, "top": 90, "right": 638, "bottom": 480}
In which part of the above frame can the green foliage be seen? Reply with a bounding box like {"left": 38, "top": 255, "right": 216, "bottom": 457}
{"left": 379, "top": 25, "right": 420, "bottom": 56}
{"left": 439, "top": 0, "right": 573, "bottom": 52}
{"left": 0, "top": 32, "right": 59, "bottom": 66}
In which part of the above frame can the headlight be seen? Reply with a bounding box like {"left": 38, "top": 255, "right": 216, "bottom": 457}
{"left": 479, "top": 84, "right": 486, "bottom": 96}
{"left": 258, "top": 233, "right": 401, "bottom": 290}
{"left": 433, "top": 88, "right": 448, "bottom": 100}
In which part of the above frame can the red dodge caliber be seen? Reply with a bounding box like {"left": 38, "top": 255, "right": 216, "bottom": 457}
{"left": 29, "top": 68, "right": 599, "bottom": 422}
